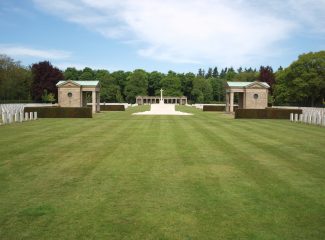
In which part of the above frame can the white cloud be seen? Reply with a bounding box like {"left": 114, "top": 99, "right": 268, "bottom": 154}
{"left": 0, "top": 45, "right": 71, "bottom": 59}
{"left": 32, "top": 0, "right": 325, "bottom": 66}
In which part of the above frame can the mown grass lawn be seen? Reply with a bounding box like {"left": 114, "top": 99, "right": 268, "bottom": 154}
{"left": 0, "top": 106, "right": 324, "bottom": 239}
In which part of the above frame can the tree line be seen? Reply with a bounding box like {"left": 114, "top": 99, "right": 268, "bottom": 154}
{"left": 0, "top": 51, "right": 324, "bottom": 106}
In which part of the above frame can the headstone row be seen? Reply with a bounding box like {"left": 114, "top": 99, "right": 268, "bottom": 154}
{"left": 1, "top": 111, "right": 38, "bottom": 125}
{"left": 290, "top": 112, "right": 325, "bottom": 127}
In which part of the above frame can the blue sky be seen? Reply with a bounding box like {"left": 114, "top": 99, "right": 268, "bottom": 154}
{"left": 0, "top": 0, "right": 324, "bottom": 73}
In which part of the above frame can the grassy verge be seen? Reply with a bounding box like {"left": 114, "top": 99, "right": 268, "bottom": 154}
{"left": 0, "top": 106, "right": 324, "bottom": 239}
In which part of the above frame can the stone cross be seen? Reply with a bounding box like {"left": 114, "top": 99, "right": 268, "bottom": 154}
{"left": 160, "top": 89, "right": 164, "bottom": 101}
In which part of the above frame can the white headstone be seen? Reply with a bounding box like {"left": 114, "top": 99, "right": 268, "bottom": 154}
{"left": 15, "top": 112, "right": 19, "bottom": 122}
{"left": 8, "top": 113, "right": 13, "bottom": 123}
{"left": 25, "top": 112, "right": 29, "bottom": 121}
{"left": 29, "top": 112, "right": 33, "bottom": 120}
{"left": 308, "top": 114, "right": 312, "bottom": 124}
{"left": 20, "top": 111, "right": 24, "bottom": 122}
{"left": 2, "top": 112, "right": 7, "bottom": 124}
{"left": 294, "top": 113, "right": 298, "bottom": 122}
{"left": 34, "top": 112, "right": 37, "bottom": 120}
{"left": 290, "top": 113, "right": 294, "bottom": 122}
{"left": 313, "top": 113, "right": 317, "bottom": 124}
{"left": 304, "top": 114, "right": 308, "bottom": 123}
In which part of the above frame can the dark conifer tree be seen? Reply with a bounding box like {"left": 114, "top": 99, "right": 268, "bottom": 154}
{"left": 212, "top": 67, "right": 219, "bottom": 78}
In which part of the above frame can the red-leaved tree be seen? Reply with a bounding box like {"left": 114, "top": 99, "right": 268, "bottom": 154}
{"left": 258, "top": 66, "right": 275, "bottom": 94}
{"left": 31, "top": 61, "right": 63, "bottom": 101}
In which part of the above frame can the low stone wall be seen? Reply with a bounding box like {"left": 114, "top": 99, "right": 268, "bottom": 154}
{"left": 235, "top": 108, "right": 302, "bottom": 119}
{"left": 24, "top": 107, "right": 92, "bottom": 118}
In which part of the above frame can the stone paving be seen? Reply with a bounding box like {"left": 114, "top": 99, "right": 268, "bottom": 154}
{"left": 132, "top": 103, "right": 193, "bottom": 115}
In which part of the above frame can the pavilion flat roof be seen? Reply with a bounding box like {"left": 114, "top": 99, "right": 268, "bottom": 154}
{"left": 56, "top": 80, "right": 99, "bottom": 86}
{"left": 226, "top": 81, "right": 270, "bottom": 88}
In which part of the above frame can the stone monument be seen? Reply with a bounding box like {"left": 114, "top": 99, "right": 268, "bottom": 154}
{"left": 133, "top": 89, "right": 192, "bottom": 116}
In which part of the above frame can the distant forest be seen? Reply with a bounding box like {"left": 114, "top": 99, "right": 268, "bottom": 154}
{"left": 0, "top": 51, "right": 324, "bottom": 106}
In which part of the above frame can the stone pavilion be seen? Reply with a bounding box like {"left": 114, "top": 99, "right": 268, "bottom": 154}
{"left": 56, "top": 80, "right": 100, "bottom": 113}
{"left": 225, "top": 81, "right": 270, "bottom": 112}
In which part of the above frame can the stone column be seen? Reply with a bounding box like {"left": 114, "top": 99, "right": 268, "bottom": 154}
{"left": 226, "top": 92, "right": 229, "bottom": 112}
{"left": 96, "top": 91, "right": 100, "bottom": 112}
{"left": 230, "top": 92, "right": 234, "bottom": 112}
{"left": 92, "top": 91, "right": 96, "bottom": 113}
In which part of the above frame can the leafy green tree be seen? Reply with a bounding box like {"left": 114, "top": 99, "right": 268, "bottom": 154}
{"left": 191, "top": 77, "right": 213, "bottom": 103}
{"left": 64, "top": 67, "right": 80, "bottom": 80}
{"left": 181, "top": 72, "right": 195, "bottom": 101}
{"left": 95, "top": 69, "right": 110, "bottom": 80}
{"left": 100, "top": 73, "right": 124, "bottom": 103}
{"left": 124, "top": 69, "right": 148, "bottom": 103}
{"left": 0, "top": 54, "right": 32, "bottom": 102}
{"left": 148, "top": 71, "right": 164, "bottom": 96}
{"left": 160, "top": 71, "right": 182, "bottom": 96}
{"left": 41, "top": 89, "right": 56, "bottom": 103}
{"left": 210, "top": 77, "right": 226, "bottom": 102}
{"left": 79, "top": 67, "right": 94, "bottom": 80}
{"left": 236, "top": 71, "right": 258, "bottom": 82}
{"left": 274, "top": 51, "right": 325, "bottom": 106}
{"left": 224, "top": 67, "right": 237, "bottom": 81}
{"left": 111, "top": 70, "right": 130, "bottom": 99}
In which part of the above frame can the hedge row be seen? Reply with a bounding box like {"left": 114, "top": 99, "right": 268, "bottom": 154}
{"left": 100, "top": 105, "right": 125, "bottom": 111}
{"left": 203, "top": 105, "right": 238, "bottom": 111}
{"left": 24, "top": 107, "right": 92, "bottom": 118}
{"left": 235, "top": 108, "right": 302, "bottom": 119}
{"left": 203, "top": 105, "right": 225, "bottom": 111}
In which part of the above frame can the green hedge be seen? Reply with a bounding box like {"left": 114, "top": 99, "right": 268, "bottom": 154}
{"left": 203, "top": 105, "right": 238, "bottom": 112}
{"left": 100, "top": 105, "right": 125, "bottom": 111}
{"left": 24, "top": 107, "right": 92, "bottom": 118}
{"left": 235, "top": 108, "right": 302, "bottom": 119}
{"left": 203, "top": 105, "right": 225, "bottom": 111}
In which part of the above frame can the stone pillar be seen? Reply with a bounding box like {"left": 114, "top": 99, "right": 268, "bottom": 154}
{"left": 230, "top": 92, "right": 234, "bottom": 112}
{"left": 96, "top": 91, "right": 100, "bottom": 112}
{"left": 226, "top": 92, "right": 229, "bottom": 112}
{"left": 92, "top": 91, "right": 96, "bottom": 113}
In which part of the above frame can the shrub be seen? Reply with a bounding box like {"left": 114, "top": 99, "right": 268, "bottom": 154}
{"left": 100, "top": 105, "right": 125, "bottom": 111}
{"left": 24, "top": 107, "right": 92, "bottom": 118}
{"left": 235, "top": 108, "right": 302, "bottom": 119}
